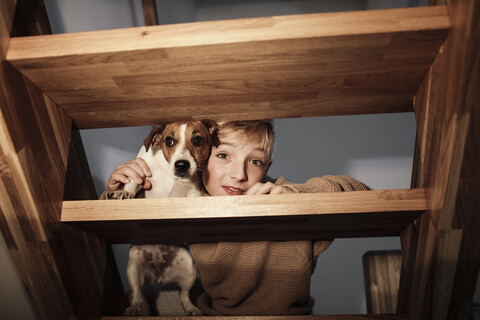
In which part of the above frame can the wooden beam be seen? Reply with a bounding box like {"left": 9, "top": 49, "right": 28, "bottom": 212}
{"left": 7, "top": 6, "right": 450, "bottom": 128}
{"left": 0, "top": 1, "right": 120, "bottom": 318}
{"left": 11, "top": 0, "right": 52, "bottom": 37}
{"left": 400, "top": 0, "right": 480, "bottom": 318}
{"left": 61, "top": 189, "right": 427, "bottom": 243}
{"left": 102, "top": 315, "right": 410, "bottom": 320}
{"left": 141, "top": 0, "right": 158, "bottom": 26}
{"left": 363, "top": 250, "right": 402, "bottom": 314}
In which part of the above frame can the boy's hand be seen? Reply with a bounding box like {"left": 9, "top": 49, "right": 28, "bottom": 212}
{"left": 245, "top": 182, "right": 294, "bottom": 195}
{"left": 107, "top": 158, "right": 152, "bottom": 194}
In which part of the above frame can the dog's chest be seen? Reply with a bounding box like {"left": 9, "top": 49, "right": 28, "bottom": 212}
{"left": 136, "top": 246, "right": 192, "bottom": 283}
{"left": 144, "top": 170, "right": 175, "bottom": 198}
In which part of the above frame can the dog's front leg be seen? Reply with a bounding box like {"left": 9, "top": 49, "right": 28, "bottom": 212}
{"left": 124, "top": 249, "right": 144, "bottom": 316}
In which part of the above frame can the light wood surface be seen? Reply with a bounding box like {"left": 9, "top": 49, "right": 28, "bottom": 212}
{"left": 363, "top": 250, "right": 402, "bottom": 314}
{"left": 62, "top": 189, "right": 427, "bottom": 243}
{"left": 7, "top": 6, "right": 450, "bottom": 128}
{"left": 399, "top": 0, "right": 480, "bottom": 318}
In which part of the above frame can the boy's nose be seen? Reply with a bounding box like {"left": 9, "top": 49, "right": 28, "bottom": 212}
{"left": 229, "top": 161, "right": 247, "bottom": 182}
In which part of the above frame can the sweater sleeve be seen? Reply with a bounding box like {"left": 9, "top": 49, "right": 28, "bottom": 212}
{"left": 275, "top": 175, "right": 370, "bottom": 261}
{"left": 275, "top": 175, "right": 370, "bottom": 193}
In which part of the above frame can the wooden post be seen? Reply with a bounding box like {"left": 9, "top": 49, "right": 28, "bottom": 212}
{"left": 0, "top": 1, "right": 122, "bottom": 318}
{"left": 398, "top": 0, "right": 480, "bottom": 318}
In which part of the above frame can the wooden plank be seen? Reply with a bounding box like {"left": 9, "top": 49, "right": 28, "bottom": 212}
{"left": 7, "top": 6, "right": 450, "bottom": 59}
{"left": 63, "top": 128, "right": 98, "bottom": 201}
{"left": 61, "top": 189, "right": 427, "bottom": 243}
{"left": 102, "top": 315, "right": 409, "bottom": 320}
{"left": 363, "top": 250, "right": 402, "bottom": 314}
{"left": 0, "top": 1, "right": 116, "bottom": 319}
{"left": 400, "top": 0, "right": 480, "bottom": 318}
{"left": 64, "top": 189, "right": 427, "bottom": 221}
{"left": 11, "top": 0, "right": 52, "bottom": 37}
{"left": 430, "top": 229, "right": 463, "bottom": 320}
{"left": 141, "top": 0, "right": 158, "bottom": 26}
{"left": 6, "top": 6, "right": 450, "bottom": 128}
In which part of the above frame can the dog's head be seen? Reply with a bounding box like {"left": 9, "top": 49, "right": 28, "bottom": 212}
{"left": 144, "top": 120, "right": 217, "bottom": 179}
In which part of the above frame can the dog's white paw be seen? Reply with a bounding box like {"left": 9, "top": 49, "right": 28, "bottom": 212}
{"left": 109, "top": 190, "right": 135, "bottom": 200}
{"left": 123, "top": 305, "right": 142, "bottom": 316}
{"left": 185, "top": 305, "right": 203, "bottom": 316}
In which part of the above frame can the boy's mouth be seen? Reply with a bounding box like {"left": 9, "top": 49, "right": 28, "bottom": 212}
{"left": 222, "top": 186, "right": 244, "bottom": 196}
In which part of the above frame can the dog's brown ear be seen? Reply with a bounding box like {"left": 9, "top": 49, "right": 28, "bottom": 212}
{"left": 202, "top": 119, "right": 220, "bottom": 146}
{"left": 143, "top": 124, "right": 165, "bottom": 152}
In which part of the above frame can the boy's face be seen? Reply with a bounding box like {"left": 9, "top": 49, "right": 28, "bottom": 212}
{"left": 203, "top": 131, "right": 271, "bottom": 196}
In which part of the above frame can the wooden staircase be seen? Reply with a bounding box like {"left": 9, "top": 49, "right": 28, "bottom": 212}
{"left": 0, "top": 0, "right": 478, "bottom": 319}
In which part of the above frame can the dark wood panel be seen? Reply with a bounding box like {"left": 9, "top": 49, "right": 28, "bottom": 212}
{"left": 11, "top": 0, "right": 52, "bottom": 37}
{"left": 0, "top": 1, "right": 120, "bottom": 319}
{"left": 399, "top": 0, "right": 480, "bottom": 318}
{"left": 141, "top": 0, "right": 158, "bottom": 26}
{"left": 65, "top": 211, "right": 423, "bottom": 244}
{"left": 363, "top": 250, "right": 402, "bottom": 314}
{"left": 63, "top": 128, "right": 98, "bottom": 201}
{"left": 102, "top": 315, "right": 409, "bottom": 320}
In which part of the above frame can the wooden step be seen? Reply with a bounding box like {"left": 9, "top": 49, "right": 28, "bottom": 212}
{"left": 101, "top": 315, "right": 409, "bottom": 319}
{"left": 61, "top": 189, "right": 427, "bottom": 243}
{"left": 7, "top": 6, "right": 450, "bottom": 129}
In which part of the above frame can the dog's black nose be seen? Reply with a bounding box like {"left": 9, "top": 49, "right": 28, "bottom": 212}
{"left": 175, "top": 160, "right": 190, "bottom": 173}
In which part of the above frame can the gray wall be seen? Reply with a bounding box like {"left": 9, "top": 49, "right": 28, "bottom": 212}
{"left": 1, "top": 0, "right": 478, "bottom": 318}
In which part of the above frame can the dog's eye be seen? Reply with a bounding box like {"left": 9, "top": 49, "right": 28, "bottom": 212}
{"left": 193, "top": 136, "right": 204, "bottom": 147}
{"left": 165, "top": 137, "right": 175, "bottom": 147}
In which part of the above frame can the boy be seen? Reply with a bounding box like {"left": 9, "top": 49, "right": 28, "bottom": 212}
{"left": 102, "top": 120, "right": 369, "bottom": 315}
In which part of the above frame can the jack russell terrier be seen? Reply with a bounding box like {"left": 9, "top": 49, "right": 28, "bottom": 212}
{"left": 113, "top": 120, "right": 217, "bottom": 316}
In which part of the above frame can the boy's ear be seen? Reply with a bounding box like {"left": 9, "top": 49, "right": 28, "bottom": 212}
{"left": 143, "top": 124, "right": 165, "bottom": 152}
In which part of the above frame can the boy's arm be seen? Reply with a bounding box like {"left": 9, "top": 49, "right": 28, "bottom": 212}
{"left": 274, "top": 175, "right": 370, "bottom": 193}
{"left": 275, "top": 175, "right": 370, "bottom": 264}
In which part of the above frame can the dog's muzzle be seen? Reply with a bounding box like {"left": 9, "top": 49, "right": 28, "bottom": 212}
{"left": 175, "top": 160, "right": 191, "bottom": 178}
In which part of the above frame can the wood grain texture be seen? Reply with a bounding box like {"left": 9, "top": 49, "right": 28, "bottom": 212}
{"left": 400, "top": 0, "right": 480, "bottom": 318}
{"left": 141, "top": 0, "right": 158, "bottom": 26}
{"left": 102, "top": 315, "right": 409, "bottom": 320}
{"left": 430, "top": 229, "right": 463, "bottom": 319}
{"left": 63, "top": 128, "right": 98, "bottom": 201}
{"left": 363, "top": 250, "right": 402, "bottom": 314}
{"left": 0, "top": 1, "right": 119, "bottom": 319}
{"left": 11, "top": 0, "right": 52, "bottom": 37}
{"left": 62, "top": 189, "right": 427, "bottom": 243}
{"left": 7, "top": 6, "right": 450, "bottom": 128}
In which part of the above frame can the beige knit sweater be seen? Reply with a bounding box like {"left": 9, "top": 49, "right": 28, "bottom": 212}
{"left": 100, "top": 175, "right": 369, "bottom": 315}
{"left": 190, "top": 175, "right": 369, "bottom": 316}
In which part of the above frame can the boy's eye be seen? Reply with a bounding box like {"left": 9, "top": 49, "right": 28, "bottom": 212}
{"left": 165, "top": 136, "right": 175, "bottom": 147}
{"left": 192, "top": 136, "right": 204, "bottom": 147}
{"left": 216, "top": 153, "right": 229, "bottom": 159}
{"left": 250, "top": 159, "right": 264, "bottom": 167}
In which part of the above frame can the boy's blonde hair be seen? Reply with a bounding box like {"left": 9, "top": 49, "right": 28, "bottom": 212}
{"left": 216, "top": 120, "right": 275, "bottom": 162}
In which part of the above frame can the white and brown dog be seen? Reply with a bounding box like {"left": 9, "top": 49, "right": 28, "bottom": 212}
{"left": 112, "top": 120, "right": 216, "bottom": 199}
{"left": 116, "top": 120, "right": 217, "bottom": 316}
